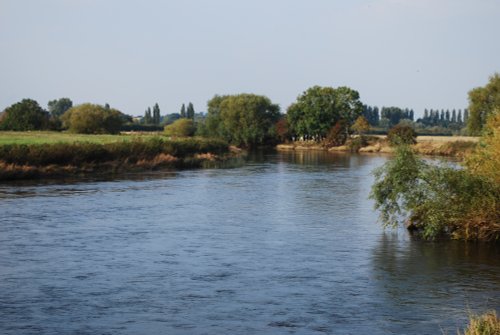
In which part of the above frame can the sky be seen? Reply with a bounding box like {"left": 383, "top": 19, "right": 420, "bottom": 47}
{"left": 0, "top": 0, "right": 499, "bottom": 118}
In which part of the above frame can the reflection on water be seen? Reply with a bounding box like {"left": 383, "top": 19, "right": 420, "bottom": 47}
{"left": 371, "top": 233, "right": 500, "bottom": 333}
{"left": 0, "top": 151, "right": 498, "bottom": 334}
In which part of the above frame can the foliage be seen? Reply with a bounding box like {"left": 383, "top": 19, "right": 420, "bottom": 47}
{"left": 164, "top": 118, "right": 196, "bottom": 137}
{"left": 417, "top": 108, "right": 466, "bottom": 131}
{"left": 144, "top": 107, "right": 153, "bottom": 124}
{"left": 204, "top": 94, "right": 280, "bottom": 147}
{"left": 380, "top": 106, "right": 414, "bottom": 128}
{"left": 351, "top": 116, "right": 370, "bottom": 135}
{"left": 325, "top": 121, "right": 348, "bottom": 146}
{"left": 152, "top": 103, "right": 161, "bottom": 125}
{"left": 286, "top": 86, "right": 362, "bottom": 140}
{"left": 163, "top": 113, "right": 181, "bottom": 125}
{"left": 47, "top": 98, "right": 73, "bottom": 118}
{"left": 370, "top": 145, "right": 500, "bottom": 241}
{"left": 387, "top": 124, "right": 417, "bottom": 145}
{"left": 180, "top": 103, "right": 186, "bottom": 118}
{"left": 362, "top": 105, "right": 379, "bottom": 126}
{"left": 467, "top": 73, "right": 500, "bottom": 135}
{"left": 186, "top": 102, "right": 195, "bottom": 119}
{"left": 466, "top": 109, "right": 500, "bottom": 184}
{"left": 0, "top": 99, "right": 50, "bottom": 131}
{"left": 61, "top": 103, "right": 124, "bottom": 134}
{"left": 459, "top": 311, "right": 500, "bottom": 335}
{"left": 275, "top": 117, "right": 290, "bottom": 142}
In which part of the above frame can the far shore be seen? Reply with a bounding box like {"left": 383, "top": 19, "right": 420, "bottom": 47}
{"left": 276, "top": 135, "right": 479, "bottom": 158}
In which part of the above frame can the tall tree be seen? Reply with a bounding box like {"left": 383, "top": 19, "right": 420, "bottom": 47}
{"left": 47, "top": 98, "right": 73, "bottom": 118}
{"left": 153, "top": 103, "right": 161, "bottom": 125}
{"left": 180, "top": 103, "right": 186, "bottom": 118}
{"left": 144, "top": 107, "right": 152, "bottom": 124}
{"left": 186, "top": 102, "right": 195, "bottom": 119}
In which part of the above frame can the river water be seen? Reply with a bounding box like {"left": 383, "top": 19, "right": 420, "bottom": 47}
{"left": 0, "top": 151, "right": 498, "bottom": 334}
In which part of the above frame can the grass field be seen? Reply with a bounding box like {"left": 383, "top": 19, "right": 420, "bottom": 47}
{"left": 0, "top": 131, "right": 162, "bottom": 145}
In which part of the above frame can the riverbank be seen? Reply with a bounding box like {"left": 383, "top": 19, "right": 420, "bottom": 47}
{"left": 277, "top": 135, "right": 479, "bottom": 158}
{"left": 0, "top": 136, "right": 238, "bottom": 181}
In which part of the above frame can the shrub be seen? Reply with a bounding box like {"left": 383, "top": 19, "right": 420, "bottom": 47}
{"left": 62, "top": 103, "right": 124, "bottom": 134}
{"left": 387, "top": 124, "right": 417, "bottom": 146}
{"left": 164, "top": 118, "right": 196, "bottom": 137}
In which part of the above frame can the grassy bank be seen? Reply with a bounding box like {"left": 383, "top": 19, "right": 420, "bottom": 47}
{"left": 0, "top": 135, "right": 232, "bottom": 180}
{"left": 0, "top": 131, "right": 160, "bottom": 145}
{"left": 277, "top": 135, "right": 479, "bottom": 158}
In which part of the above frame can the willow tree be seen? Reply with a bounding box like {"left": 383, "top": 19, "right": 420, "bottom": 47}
{"left": 467, "top": 73, "right": 500, "bottom": 135}
{"left": 205, "top": 94, "right": 280, "bottom": 147}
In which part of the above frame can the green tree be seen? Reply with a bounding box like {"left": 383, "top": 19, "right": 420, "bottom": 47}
{"left": 286, "top": 85, "right": 362, "bottom": 140}
{"left": 380, "top": 107, "right": 409, "bottom": 127}
{"left": 203, "top": 95, "right": 229, "bottom": 139}
{"left": 0, "top": 99, "right": 50, "bottom": 131}
{"left": 335, "top": 86, "right": 363, "bottom": 137}
{"left": 62, "top": 103, "right": 124, "bottom": 134}
{"left": 186, "top": 102, "right": 195, "bottom": 119}
{"left": 153, "top": 103, "right": 161, "bottom": 125}
{"left": 47, "top": 98, "right": 73, "bottom": 118}
{"left": 164, "top": 118, "right": 195, "bottom": 137}
{"left": 205, "top": 94, "right": 280, "bottom": 146}
{"left": 180, "top": 103, "right": 186, "bottom": 118}
{"left": 467, "top": 73, "right": 500, "bottom": 135}
{"left": 144, "top": 107, "right": 153, "bottom": 124}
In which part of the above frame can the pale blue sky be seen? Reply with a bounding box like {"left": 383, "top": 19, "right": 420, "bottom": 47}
{"left": 1, "top": 0, "right": 499, "bottom": 117}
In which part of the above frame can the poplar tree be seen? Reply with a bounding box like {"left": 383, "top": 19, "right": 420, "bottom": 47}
{"left": 180, "top": 104, "right": 186, "bottom": 118}
{"left": 144, "top": 107, "right": 152, "bottom": 124}
{"left": 187, "top": 102, "right": 195, "bottom": 119}
{"left": 153, "top": 103, "right": 161, "bottom": 125}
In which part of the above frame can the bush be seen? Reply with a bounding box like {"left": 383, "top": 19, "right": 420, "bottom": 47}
{"left": 0, "top": 99, "right": 50, "bottom": 131}
{"left": 62, "top": 103, "right": 124, "bottom": 134}
{"left": 164, "top": 118, "right": 196, "bottom": 137}
{"left": 370, "top": 145, "right": 500, "bottom": 241}
{"left": 387, "top": 124, "right": 417, "bottom": 145}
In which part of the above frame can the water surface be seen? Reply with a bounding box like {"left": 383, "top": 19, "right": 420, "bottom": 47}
{"left": 0, "top": 151, "right": 498, "bottom": 334}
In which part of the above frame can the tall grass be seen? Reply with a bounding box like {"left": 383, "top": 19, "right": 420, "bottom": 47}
{"left": 0, "top": 137, "right": 230, "bottom": 180}
{"left": 459, "top": 311, "right": 500, "bottom": 335}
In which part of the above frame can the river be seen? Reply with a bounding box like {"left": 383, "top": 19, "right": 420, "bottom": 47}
{"left": 0, "top": 151, "right": 498, "bottom": 334}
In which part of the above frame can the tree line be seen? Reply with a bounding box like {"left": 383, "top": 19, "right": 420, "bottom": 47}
{"left": 1, "top": 72, "right": 498, "bottom": 144}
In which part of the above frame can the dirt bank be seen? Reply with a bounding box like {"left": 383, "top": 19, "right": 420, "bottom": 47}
{"left": 277, "top": 136, "right": 479, "bottom": 158}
